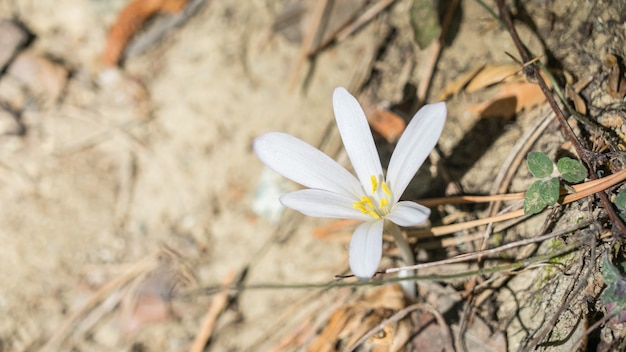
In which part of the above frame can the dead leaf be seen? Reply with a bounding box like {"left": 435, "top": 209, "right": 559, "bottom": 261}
{"left": 605, "top": 53, "right": 626, "bottom": 99}
{"left": 438, "top": 65, "right": 484, "bottom": 100}
{"left": 368, "top": 107, "right": 407, "bottom": 143}
{"left": 465, "top": 65, "right": 522, "bottom": 93}
{"left": 468, "top": 82, "right": 545, "bottom": 118}
{"left": 307, "top": 285, "right": 409, "bottom": 352}
{"left": 102, "top": 0, "right": 188, "bottom": 66}
{"left": 566, "top": 84, "right": 587, "bottom": 115}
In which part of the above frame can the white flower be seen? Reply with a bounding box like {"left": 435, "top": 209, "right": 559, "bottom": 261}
{"left": 253, "top": 87, "right": 446, "bottom": 279}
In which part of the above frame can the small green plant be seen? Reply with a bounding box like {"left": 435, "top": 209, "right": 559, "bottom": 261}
{"left": 409, "top": 0, "right": 440, "bottom": 49}
{"left": 523, "top": 151, "right": 587, "bottom": 215}
{"left": 601, "top": 256, "right": 626, "bottom": 322}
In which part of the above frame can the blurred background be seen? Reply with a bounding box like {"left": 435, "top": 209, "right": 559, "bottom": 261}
{"left": 0, "top": 0, "right": 625, "bottom": 351}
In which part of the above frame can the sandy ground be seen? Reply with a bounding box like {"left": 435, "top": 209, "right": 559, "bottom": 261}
{"left": 0, "top": 0, "right": 625, "bottom": 351}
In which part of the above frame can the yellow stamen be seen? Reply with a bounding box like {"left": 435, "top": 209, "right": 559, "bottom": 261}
{"left": 353, "top": 192, "right": 387, "bottom": 220}
{"left": 382, "top": 181, "right": 391, "bottom": 197}
{"left": 367, "top": 211, "right": 381, "bottom": 219}
{"left": 361, "top": 196, "right": 374, "bottom": 210}
{"left": 353, "top": 202, "right": 367, "bottom": 213}
{"left": 370, "top": 175, "right": 378, "bottom": 194}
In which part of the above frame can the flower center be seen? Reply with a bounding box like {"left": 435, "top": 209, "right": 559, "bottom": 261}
{"left": 353, "top": 175, "right": 393, "bottom": 219}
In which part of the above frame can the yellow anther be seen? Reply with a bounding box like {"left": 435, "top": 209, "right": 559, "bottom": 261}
{"left": 381, "top": 181, "right": 391, "bottom": 197}
{"left": 379, "top": 197, "right": 389, "bottom": 209}
{"left": 367, "top": 211, "right": 381, "bottom": 219}
{"left": 361, "top": 196, "right": 374, "bottom": 210}
{"left": 354, "top": 195, "right": 383, "bottom": 219}
{"left": 370, "top": 175, "right": 378, "bottom": 194}
{"left": 353, "top": 202, "right": 367, "bottom": 213}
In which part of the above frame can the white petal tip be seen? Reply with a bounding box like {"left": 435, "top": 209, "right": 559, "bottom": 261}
{"left": 333, "top": 86, "right": 349, "bottom": 97}
{"left": 421, "top": 101, "right": 447, "bottom": 121}
{"left": 332, "top": 87, "right": 354, "bottom": 108}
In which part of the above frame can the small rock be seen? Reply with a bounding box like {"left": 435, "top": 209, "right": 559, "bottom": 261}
{"left": 0, "top": 19, "right": 31, "bottom": 71}
{"left": 7, "top": 49, "right": 68, "bottom": 102}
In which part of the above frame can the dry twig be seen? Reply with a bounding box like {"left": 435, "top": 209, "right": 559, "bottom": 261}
{"left": 188, "top": 270, "right": 235, "bottom": 352}
{"left": 386, "top": 220, "right": 592, "bottom": 274}
{"left": 413, "top": 168, "right": 626, "bottom": 237}
{"left": 495, "top": 0, "right": 626, "bottom": 236}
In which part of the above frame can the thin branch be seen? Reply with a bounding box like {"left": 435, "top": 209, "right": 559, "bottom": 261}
{"left": 188, "top": 270, "right": 235, "bottom": 352}
{"left": 386, "top": 220, "right": 592, "bottom": 274}
{"left": 494, "top": 0, "right": 626, "bottom": 236}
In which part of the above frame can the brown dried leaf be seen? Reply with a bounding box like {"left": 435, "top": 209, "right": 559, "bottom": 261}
{"left": 465, "top": 65, "right": 522, "bottom": 93}
{"left": 102, "top": 0, "right": 188, "bottom": 66}
{"left": 438, "top": 65, "right": 484, "bottom": 100}
{"left": 368, "top": 107, "right": 407, "bottom": 143}
{"left": 566, "top": 84, "right": 587, "bottom": 115}
{"left": 605, "top": 53, "right": 626, "bottom": 99}
{"left": 307, "top": 285, "right": 409, "bottom": 352}
{"left": 468, "top": 82, "right": 545, "bottom": 118}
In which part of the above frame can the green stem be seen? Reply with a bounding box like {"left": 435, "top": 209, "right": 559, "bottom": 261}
{"left": 183, "top": 241, "right": 580, "bottom": 298}
{"left": 386, "top": 221, "right": 416, "bottom": 298}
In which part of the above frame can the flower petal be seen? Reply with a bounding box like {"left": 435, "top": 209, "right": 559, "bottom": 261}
{"left": 333, "top": 87, "right": 383, "bottom": 192}
{"left": 386, "top": 102, "right": 446, "bottom": 197}
{"left": 386, "top": 201, "right": 430, "bottom": 227}
{"left": 349, "top": 220, "right": 384, "bottom": 279}
{"left": 253, "top": 132, "right": 362, "bottom": 197}
{"left": 280, "top": 189, "right": 372, "bottom": 221}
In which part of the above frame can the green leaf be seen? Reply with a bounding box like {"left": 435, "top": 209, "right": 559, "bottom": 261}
{"left": 409, "top": 0, "right": 441, "bottom": 49}
{"left": 557, "top": 157, "right": 587, "bottom": 183}
{"left": 601, "top": 256, "right": 626, "bottom": 322}
{"left": 602, "top": 256, "right": 622, "bottom": 285}
{"left": 523, "top": 177, "right": 560, "bottom": 215}
{"left": 527, "top": 151, "right": 554, "bottom": 178}
{"left": 615, "top": 189, "right": 626, "bottom": 211}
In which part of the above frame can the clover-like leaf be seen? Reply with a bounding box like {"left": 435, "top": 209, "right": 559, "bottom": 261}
{"left": 523, "top": 177, "right": 560, "bottom": 215}
{"left": 557, "top": 157, "right": 587, "bottom": 183}
{"left": 527, "top": 151, "right": 554, "bottom": 178}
